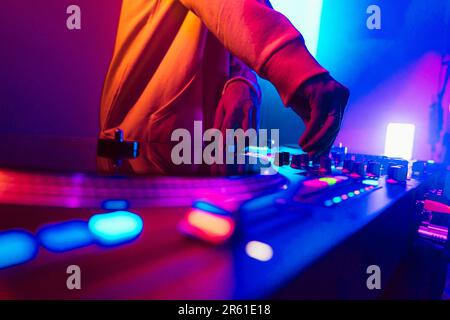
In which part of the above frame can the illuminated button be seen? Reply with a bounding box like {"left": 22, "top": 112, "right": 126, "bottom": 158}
{"left": 341, "top": 194, "right": 349, "bottom": 201}
{"left": 360, "top": 188, "right": 366, "bottom": 193}
{"left": 348, "top": 192, "right": 355, "bottom": 198}
{"left": 319, "top": 177, "right": 338, "bottom": 186}
{"left": 102, "top": 200, "right": 129, "bottom": 210}
{"left": 304, "top": 179, "right": 329, "bottom": 188}
{"left": 193, "top": 201, "right": 229, "bottom": 215}
{"left": 324, "top": 200, "right": 334, "bottom": 207}
{"left": 37, "top": 220, "right": 94, "bottom": 252}
{"left": 354, "top": 190, "right": 361, "bottom": 195}
{"left": 245, "top": 241, "right": 273, "bottom": 262}
{"left": 180, "top": 209, "right": 235, "bottom": 245}
{"left": 332, "top": 197, "right": 343, "bottom": 204}
{"left": 88, "top": 211, "right": 143, "bottom": 246}
{"left": 0, "top": 231, "right": 38, "bottom": 269}
{"left": 362, "top": 179, "right": 379, "bottom": 187}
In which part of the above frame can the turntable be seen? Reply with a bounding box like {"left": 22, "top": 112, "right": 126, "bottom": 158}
{"left": 0, "top": 134, "right": 426, "bottom": 299}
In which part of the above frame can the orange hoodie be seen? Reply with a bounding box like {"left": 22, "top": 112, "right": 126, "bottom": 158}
{"left": 100, "top": 0, "right": 327, "bottom": 143}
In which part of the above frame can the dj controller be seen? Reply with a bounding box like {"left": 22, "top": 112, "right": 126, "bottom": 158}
{"left": 0, "top": 134, "right": 443, "bottom": 299}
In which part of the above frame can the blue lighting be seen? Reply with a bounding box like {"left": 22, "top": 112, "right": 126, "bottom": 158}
{"left": 193, "top": 201, "right": 229, "bottom": 216}
{"left": 37, "top": 220, "right": 94, "bottom": 252}
{"left": 324, "top": 200, "right": 333, "bottom": 207}
{"left": 0, "top": 231, "right": 38, "bottom": 269}
{"left": 102, "top": 200, "right": 130, "bottom": 210}
{"left": 88, "top": 211, "right": 143, "bottom": 246}
{"left": 271, "top": 0, "right": 323, "bottom": 57}
{"left": 362, "top": 180, "right": 379, "bottom": 187}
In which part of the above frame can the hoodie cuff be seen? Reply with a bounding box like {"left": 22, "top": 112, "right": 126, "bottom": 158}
{"left": 222, "top": 76, "right": 262, "bottom": 105}
{"left": 261, "top": 38, "right": 329, "bottom": 106}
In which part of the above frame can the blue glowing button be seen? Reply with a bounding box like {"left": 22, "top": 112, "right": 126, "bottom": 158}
{"left": 88, "top": 211, "right": 143, "bottom": 246}
{"left": 102, "top": 200, "right": 130, "bottom": 210}
{"left": 362, "top": 179, "right": 379, "bottom": 187}
{"left": 37, "top": 220, "right": 94, "bottom": 252}
{"left": 0, "top": 231, "right": 38, "bottom": 269}
{"left": 193, "top": 201, "right": 229, "bottom": 216}
{"left": 324, "top": 200, "right": 334, "bottom": 207}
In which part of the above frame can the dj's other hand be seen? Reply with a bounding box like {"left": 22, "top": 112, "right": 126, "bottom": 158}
{"left": 214, "top": 80, "right": 260, "bottom": 134}
{"left": 290, "top": 74, "right": 349, "bottom": 158}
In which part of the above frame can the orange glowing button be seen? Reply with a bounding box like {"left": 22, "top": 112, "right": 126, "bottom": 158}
{"left": 180, "top": 209, "right": 235, "bottom": 245}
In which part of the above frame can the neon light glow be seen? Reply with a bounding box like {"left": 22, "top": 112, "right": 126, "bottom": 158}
{"left": 181, "top": 209, "right": 235, "bottom": 244}
{"left": 384, "top": 123, "right": 416, "bottom": 160}
{"left": 88, "top": 211, "right": 143, "bottom": 246}
{"left": 245, "top": 241, "right": 274, "bottom": 262}
{"left": 0, "top": 231, "right": 38, "bottom": 269}
{"left": 193, "top": 201, "right": 229, "bottom": 216}
{"left": 324, "top": 200, "right": 333, "bottom": 207}
{"left": 304, "top": 179, "right": 329, "bottom": 188}
{"left": 37, "top": 220, "right": 94, "bottom": 252}
{"left": 348, "top": 192, "right": 355, "bottom": 198}
{"left": 271, "top": 0, "right": 323, "bottom": 57}
{"left": 332, "top": 197, "right": 342, "bottom": 204}
{"left": 247, "top": 146, "right": 269, "bottom": 154}
{"left": 319, "top": 177, "right": 337, "bottom": 186}
{"left": 102, "top": 200, "right": 130, "bottom": 210}
{"left": 362, "top": 180, "right": 379, "bottom": 187}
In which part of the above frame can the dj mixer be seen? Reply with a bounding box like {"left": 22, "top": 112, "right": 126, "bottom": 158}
{"left": 0, "top": 134, "right": 433, "bottom": 299}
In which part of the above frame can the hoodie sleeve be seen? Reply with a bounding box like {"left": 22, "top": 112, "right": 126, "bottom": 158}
{"left": 178, "top": 0, "right": 328, "bottom": 106}
{"left": 222, "top": 55, "right": 262, "bottom": 105}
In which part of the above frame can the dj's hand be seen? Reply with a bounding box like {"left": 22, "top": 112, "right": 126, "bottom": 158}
{"left": 291, "top": 74, "right": 349, "bottom": 158}
{"left": 214, "top": 80, "right": 260, "bottom": 134}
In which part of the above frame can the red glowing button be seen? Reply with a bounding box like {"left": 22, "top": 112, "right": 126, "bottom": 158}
{"left": 304, "top": 179, "right": 329, "bottom": 189}
{"left": 179, "top": 209, "right": 235, "bottom": 245}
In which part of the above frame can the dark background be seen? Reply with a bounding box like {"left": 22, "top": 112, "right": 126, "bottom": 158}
{"left": 0, "top": 0, "right": 449, "bottom": 160}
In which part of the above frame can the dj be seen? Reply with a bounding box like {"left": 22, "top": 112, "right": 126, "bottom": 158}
{"left": 100, "top": 0, "right": 349, "bottom": 158}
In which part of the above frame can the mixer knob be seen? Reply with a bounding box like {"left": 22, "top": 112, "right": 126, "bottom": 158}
{"left": 343, "top": 159, "right": 353, "bottom": 173}
{"left": 352, "top": 162, "right": 365, "bottom": 177}
{"left": 331, "top": 152, "right": 344, "bottom": 165}
{"left": 319, "top": 156, "right": 332, "bottom": 174}
{"left": 291, "top": 154, "right": 309, "bottom": 169}
{"left": 275, "top": 152, "right": 290, "bottom": 167}
{"left": 388, "top": 165, "right": 408, "bottom": 183}
{"left": 367, "top": 161, "right": 381, "bottom": 177}
{"left": 412, "top": 161, "right": 426, "bottom": 176}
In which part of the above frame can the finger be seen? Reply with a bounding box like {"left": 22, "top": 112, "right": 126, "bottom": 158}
{"left": 302, "top": 113, "right": 340, "bottom": 153}
{"left": 242, "top": 105, "right": 252, "bottom": 132}
{"left": 298, "top": 94, "right": 330, "bottom": 147}
{"left": 213, "top": 101, "right": 225, "bottom": 130}
{"left": 304, "top": 89, "right": 349, "bottom": 154}
{"left": 309, "top": 133, "right": 337, "bottom": 158}
{"left": 291, "top": 94, "right": 312, "bottom": 126}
